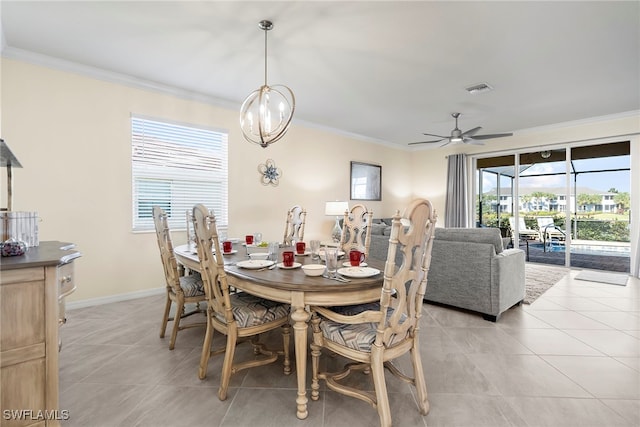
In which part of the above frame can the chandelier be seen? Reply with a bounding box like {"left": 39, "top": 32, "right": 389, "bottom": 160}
{"left": 240, "top": 20, "right": 295, "bottom": 148}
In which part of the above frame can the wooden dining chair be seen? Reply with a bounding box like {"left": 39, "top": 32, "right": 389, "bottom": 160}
{"left": 339, "top": 203, "right": 374, "bottom": 260}
{"left": 283, "top": 204, "right": 307, "bottom": 246}
{"left": 310, "top": 199, "right": 437, "bottom": 427}
{"left": 152, "top": 206, "right": 206, "bottom": 350}
{"left": 192, "top": 204, "right": 291, "bottom": 400}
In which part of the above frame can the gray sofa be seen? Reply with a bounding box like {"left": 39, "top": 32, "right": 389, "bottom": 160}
{"left": 368, "top": 226, "right": 525, "bottom": 321}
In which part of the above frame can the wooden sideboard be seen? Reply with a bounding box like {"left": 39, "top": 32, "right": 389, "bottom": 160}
{"left": 1, "top": 241, "right": 80, "bottom": 427}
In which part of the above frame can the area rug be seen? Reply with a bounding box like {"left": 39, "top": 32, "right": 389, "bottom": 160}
{"left": 575, "top": 270, "right": 629, "bottom": 286}
{"left": 524, "top": 263, "right": 569, "bottom": 304}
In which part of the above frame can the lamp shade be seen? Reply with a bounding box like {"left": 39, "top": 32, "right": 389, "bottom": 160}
{"left": 325, "top": 201, "right": 348, "bottom": 216}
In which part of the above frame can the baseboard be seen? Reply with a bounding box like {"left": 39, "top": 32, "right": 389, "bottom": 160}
{"left": 66, "top": 287, "right": 165, "bottom": 310}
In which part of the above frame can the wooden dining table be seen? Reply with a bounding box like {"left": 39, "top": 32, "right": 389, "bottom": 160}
{"left": 174, "top": 243, "right": 385, "bottom": 420}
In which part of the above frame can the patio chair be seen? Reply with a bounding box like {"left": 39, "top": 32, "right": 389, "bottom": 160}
{"left": 283, "top": 205, "right": 306, "bottom": 246}
{"left": 310, "top": 198, "right": 437, "bottom": 426}
{"left": 192, "top": 204, "right": 291, "bottom": 400}
{"left": 509, "top": 217, "right": 539, "bottom": 241}
{"left": 339, "top": 203, "right": 374, "bottom": 261}
{"left": 536, "top": 216, "right": 566, "bottom": 244}
{"left": 152, "top": 206, "right": 206, "bottom": 350}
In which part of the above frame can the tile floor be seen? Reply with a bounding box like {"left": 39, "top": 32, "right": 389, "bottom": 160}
{"left": 59, "top": 268, "right": 640, "bottom": 426}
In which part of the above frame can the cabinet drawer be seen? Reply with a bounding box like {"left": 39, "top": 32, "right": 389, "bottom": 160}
{"left": 57, "top": 263, "right": 75, "bottom": 300}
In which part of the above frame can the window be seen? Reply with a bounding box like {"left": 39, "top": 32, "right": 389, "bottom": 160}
{"left": 131, "top": 116, "right": 228, "bottom": 232}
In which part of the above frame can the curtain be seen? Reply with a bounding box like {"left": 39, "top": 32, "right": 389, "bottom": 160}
{"left": 445, "top": 153, "right": 468, "bottom": 228}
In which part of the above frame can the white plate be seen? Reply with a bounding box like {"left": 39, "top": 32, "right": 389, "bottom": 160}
{"left": 218, "top": 249, "right": 238, "bottom": 255}
{"left": 276, "top": 262, "right": 302, "bottom": 269}
{"left": 342, "top": 261, "right": 367, "bottom": 267}
{"left": 236, "top": 260, "right": 275, "bottom": 270}
{"left": 295, "top": 251, "right": 311, "bottom": 256}
{"left": 337, "top": 267, "right": 381, "bottom": 278}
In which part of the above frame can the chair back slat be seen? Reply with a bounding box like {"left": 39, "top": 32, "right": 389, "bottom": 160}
{"left": 283, "top": 205, "right": 307, "bottom": 245}
{"left": 378, "top": 199, "right": 437, "bottom": 347}
{"left": 339, "top": 204, "right": 373, "bottom": 259}
{"left": 152, "top": 206, "right": 182, "bottom": 295}
{"left": 192, "top": 204, "right": 234, "bottom": 323}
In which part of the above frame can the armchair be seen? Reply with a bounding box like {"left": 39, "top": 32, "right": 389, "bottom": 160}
{"left": 425, "top": 228, "right": 525, "bottom": 321}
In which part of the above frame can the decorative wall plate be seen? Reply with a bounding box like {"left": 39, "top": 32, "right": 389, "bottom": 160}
{"left": 258, "top": 159, "right": 282, "bottom": 186}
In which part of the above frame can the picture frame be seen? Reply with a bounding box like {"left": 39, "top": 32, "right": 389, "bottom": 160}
{"left": 350, "top": 161, "right": 381, "bottom": 201}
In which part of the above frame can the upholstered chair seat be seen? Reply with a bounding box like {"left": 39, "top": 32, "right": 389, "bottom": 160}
{"left": 215, "top": 292, "right": 290, "bottom": 327}
{"left": 179, "top": 273, "right": 205, "bottom": 297}
{"left": 317, "top": 303, "right": 408, "bottom": 352}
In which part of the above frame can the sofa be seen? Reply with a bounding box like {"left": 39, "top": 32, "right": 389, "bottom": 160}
{"left": 368, "top": 225, "right": 525, "bottom": 321}
{"left": 367, "top": 218, "right": 396, "bottom": 261}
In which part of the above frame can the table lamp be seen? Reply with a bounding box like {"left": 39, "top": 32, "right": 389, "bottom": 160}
{"left": 325, "top": 201, "right": 349, "bottom": 243}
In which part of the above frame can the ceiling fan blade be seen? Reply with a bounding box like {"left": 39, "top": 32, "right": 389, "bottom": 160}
{"left": 408, "top": 138, "right": 445, "bottom": 145}
{"left": 469, "top": 132, "right": 513, "bottom": 140}
{"left": 462, "top": 126, "right": 482, "bottom": 137}
{"left": 464, "top": 139, "right": 485, "bottom": 145}
{"left": 422, "top": 132, "right": 448, "bottom": 139}
{"left": 440, "top": 139, "right": 453, "bottom": 147}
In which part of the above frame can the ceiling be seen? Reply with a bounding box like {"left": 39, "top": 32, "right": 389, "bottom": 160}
{"left": 1, "top": 1, "right": 639, "bottom": 148}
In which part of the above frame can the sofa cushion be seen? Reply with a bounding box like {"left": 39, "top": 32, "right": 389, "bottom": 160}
{"left": 434, "top": 227, "right": 504, "bottom": 254}
{"left": 370, "top": 223, "right": 386, "bottom": 236}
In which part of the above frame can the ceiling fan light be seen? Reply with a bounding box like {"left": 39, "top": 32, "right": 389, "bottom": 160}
{"left": 450, "top": 136, "right": 463, "bottom": 143}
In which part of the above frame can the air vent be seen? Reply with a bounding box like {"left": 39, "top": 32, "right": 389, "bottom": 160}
{"left": 465, "top": 83, "right": 493, "bottom": 94}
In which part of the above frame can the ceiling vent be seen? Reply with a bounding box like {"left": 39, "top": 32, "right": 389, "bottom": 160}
{"left": 465, "top": 83, "right": 493, "bottom": 94}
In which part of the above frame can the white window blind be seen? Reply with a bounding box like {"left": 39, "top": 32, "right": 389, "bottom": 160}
{"left": 131, "top": 116, "right": 228, "bottom": 232}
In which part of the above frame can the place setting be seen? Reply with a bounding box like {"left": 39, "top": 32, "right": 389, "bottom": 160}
{"left": 337, "top": 249, "right": 380, "bottom": 278}
{"left": 277, "top": 250, "right": 302, "bottom": 269}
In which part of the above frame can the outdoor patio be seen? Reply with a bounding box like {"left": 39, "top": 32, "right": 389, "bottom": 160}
{"left": 517, "top": 240, "right": 630, "bottom": 273}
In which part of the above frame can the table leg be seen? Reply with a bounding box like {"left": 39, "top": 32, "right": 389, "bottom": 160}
{"left": 290, "top": 294, "right": 310, "bottom": 420}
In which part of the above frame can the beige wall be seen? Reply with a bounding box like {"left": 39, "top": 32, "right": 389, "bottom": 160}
{"left": 2, "top": 58, "right": 638, "bottom": 303}
{"left": 1, "top": 59, "right": 416, "bottom": 303}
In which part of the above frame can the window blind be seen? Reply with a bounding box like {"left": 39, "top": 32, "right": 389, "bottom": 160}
{"left": 131, "top": 116, "right": 228, "bottom": 232}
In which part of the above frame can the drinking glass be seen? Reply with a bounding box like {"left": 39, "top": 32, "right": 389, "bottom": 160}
{"left": 254, "top": 232, "right": 263, "bottom": 244}
{"left": 310, "top": 240, "right": 321, "bottom": 260}
{"left": 268, "top": 242, "right": 280, "bottom": 262}
{"left": 324, "top": 247, "right": 339, "bottom": 278}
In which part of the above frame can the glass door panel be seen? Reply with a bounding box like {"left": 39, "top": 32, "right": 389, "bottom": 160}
{"left": 518, "top": 149, "right": 568, "bottom": 266}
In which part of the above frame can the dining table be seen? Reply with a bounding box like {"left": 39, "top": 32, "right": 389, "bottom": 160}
{"left": 173, "top": 243, "right": 385, "bottom": 420}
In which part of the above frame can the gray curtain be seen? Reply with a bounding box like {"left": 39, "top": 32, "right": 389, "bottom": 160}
{"left": 445, "top": 153, "right": 468, "bottom": 228}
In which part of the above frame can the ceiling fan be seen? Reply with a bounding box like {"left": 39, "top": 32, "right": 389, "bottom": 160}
{"left": 409, "top": 112, "right": 513, "bottom": 146}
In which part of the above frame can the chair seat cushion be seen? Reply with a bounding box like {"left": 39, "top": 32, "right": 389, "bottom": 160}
{"left": 178, "top": 273, "right": 205, "bottom": 297}
{"left": 319, "top": 303, "right": 407, "bottom": 352}
{"left": 218, "top": 292, "right": 290, "bottom": 328}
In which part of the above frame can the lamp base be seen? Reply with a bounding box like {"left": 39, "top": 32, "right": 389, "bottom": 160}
{"left": 331, "top": 217, "right": 342, "bottom": 243}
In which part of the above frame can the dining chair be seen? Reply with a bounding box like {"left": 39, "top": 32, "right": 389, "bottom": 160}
{"left": 152, "top": 206, "right": 206, "bottom": 350}
{"left": 192, "top": 204, "right": 291, "bottom": 400}
{"left": 283, "top": 204, "right": 307, "bottom": 246}
{"left": 339, "top": 203, "right": 374, "bottom": 260}
{"left": 310, "top": 198, "right": 437, "bottom": 427}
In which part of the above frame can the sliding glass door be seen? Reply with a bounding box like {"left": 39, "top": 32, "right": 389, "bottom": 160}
{"left": 475, "top": 141, "right": 630, "bottom": 272}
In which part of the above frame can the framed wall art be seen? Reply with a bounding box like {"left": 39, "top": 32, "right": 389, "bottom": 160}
{"left": 350, "top": 161, "right": 381, "bottom": 201}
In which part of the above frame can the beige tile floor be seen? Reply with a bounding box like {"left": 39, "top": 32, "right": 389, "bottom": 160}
{"left": 59, "top": 268, "right": 640, "bottom": 426}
